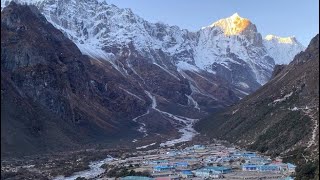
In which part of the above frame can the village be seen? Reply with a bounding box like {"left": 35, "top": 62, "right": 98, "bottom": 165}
{"left": 97, "top": 143, "right": 296, "bottom": 180}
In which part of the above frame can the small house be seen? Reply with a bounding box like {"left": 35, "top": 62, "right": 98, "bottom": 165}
{"left": 193, "top": 145, "right": 206, "bottom": 150}
{"left": 242, "top": 164, "right": 259, "bottom": 171}
{"left": 121, "top": 176, "right": 153, "bottom": 180}
{"left": 258, "top": 164, "right": 280, "bottom": 172}
{"left": 150, "top": 160, "right": 169, "bottom": 165}
{"left": 153, "top": 165, "right": 175, "bottom": 172}
{"left": 193, "top": 169, "right": 222, "bottom": 178}
{"left": 242, "top": 152, "right": 257, "bottom": 158}
{"left": 174, "top": 162, "right": 189, "bottom": 168}
{"left": 202, "top": 166, "right": 232, "bottom": 174}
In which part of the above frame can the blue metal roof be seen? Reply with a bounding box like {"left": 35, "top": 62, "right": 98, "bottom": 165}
{"left": 121, "top": 176, "right": 153, "bottom": 180}
{"left": 181, "top": 170, "right": 193, "bottom": 175}
{"left": 154, "top": 165, "right": 174, "bottom": 169}
{"left": 195, "top": 169, "right": 221, "bottom": 174}
{"left": 243, "top": 164, "right": 259, "bottom": 168}
{"left": 203, "top": 166, "right": 231, "bottom": 171}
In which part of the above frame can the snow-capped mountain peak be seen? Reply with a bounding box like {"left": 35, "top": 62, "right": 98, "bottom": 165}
{"left": 204, "top": 13, "right": 254, "bottom": 36}
{"left": 265, "top": 34, "right": 299, "bottom": 44}
{"left": 264, "top": 34, "right": 305, "bottom": 64}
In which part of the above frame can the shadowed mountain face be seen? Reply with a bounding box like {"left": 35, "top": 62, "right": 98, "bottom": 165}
{"left": 1, "top": 2, "right": 153, "bottom": 157}
{"left": 196, "top": 34, "right": 319, "bottom": 161}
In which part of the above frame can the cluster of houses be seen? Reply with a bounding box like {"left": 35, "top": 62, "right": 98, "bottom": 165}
{"left": 112, "top": 144, "right": 296, "bottom": 179}
{"left": 242, "top": 163, "right": 296, "bottom": 173}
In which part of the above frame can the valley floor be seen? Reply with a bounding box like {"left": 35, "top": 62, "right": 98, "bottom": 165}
{"left": 1, "top": 137, "right": 296, "bottom": 180}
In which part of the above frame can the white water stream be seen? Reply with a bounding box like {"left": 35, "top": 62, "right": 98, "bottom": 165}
{"left": 53, "top": 156, "right": 113, "bottom": 180}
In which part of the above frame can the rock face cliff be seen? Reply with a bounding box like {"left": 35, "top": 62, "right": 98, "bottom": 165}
{"left": 196, "top": 34, "right": 319, "bottom": 164}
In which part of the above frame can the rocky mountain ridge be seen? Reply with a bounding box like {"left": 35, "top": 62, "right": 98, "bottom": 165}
{"left": 1, "top": 0, "right": 305, "bottom": 95}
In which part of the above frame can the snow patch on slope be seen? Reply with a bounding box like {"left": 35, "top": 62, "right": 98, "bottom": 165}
{"left": 176, "top": 61, "right": 200, "bottom": 72}
{"left": 136, "top": 143, "right": 156, "bottom": 150}
{"left": 273, "top": 92, "right": 293, "bottom": 103}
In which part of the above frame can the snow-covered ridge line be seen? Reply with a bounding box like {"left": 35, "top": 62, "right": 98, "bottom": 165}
{"left": 265, "top": 35, "right": 299, "bottom": 44}
{"left": 1, "top": 0, "right": 304, "bottom": 88}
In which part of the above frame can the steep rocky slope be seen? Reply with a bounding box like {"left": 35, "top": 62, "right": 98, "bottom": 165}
{"left": 0, "top": 2, "right": 152, "bottom": 156}
{"left": 196, "top": 34, "right": 319, "bottom": 170}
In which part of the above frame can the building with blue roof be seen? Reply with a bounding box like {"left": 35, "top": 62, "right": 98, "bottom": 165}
{"left": 174, "top": 162, "right": 189, "bottom": 168}
{"left": 242, "top": 164, "right": 259, "bottom": 171}
{"left": 242, "top": 152, "right": 257, "bottom": 158}
{"left": 193, "top": 169, "right": 222, "bottom": 178}
{"left": 202, "top": 166, "right": 232, "bottom": 174}
{"left": 149, "top": 160, "right": 168, "bottom": 165}
{"left": 258, "top": 164, "right": 280, "bottom": 172}
{"left": 242, "top": 164, "right": 281, "bottom": 172}
{"left": 153, "top": 165, "right": 175, "bottom": 172}
{"left": 245, "top": 157, "right": 271, "bottom": 165}
{"left": 193, "top": 145, "right": 206, "bottom": 150}
{"left": 121, "top": 176, "right": 153, "bottom": 180}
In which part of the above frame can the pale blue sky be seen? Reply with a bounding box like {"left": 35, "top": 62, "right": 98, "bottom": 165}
{"left": 107, "top": 0, "right": 319, "bottom": 46}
